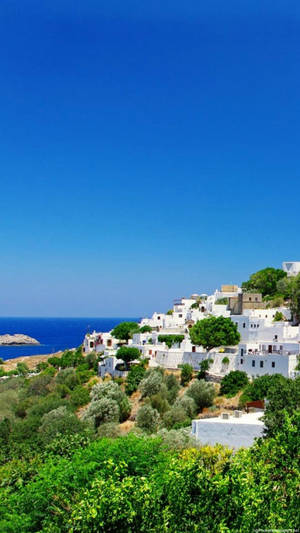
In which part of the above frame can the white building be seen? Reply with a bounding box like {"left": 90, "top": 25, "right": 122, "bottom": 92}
{"left": 191, "top": 411, "right": 265, "bottom": 448}
{"left": 282, "top": 261, "right": 300, "bottom": 277}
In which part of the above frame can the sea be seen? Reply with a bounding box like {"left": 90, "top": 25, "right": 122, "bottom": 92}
{"left": 0, "top": 317, "right": 140, "bottom": 361}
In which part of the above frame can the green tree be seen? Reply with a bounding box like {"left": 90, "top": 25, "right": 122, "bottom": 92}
{"left": 179, "top": 363, "right": 193, "bottom": 386}
{"left": 16, "top": 362, "right": 29, "bottom": 376}
{"left": 39, "top": 406, "right": 85, "bottom": 445}
{"left": 136, "top": 404, "right": 160, "bottom": 433}
{"left": 290, "top": 273, "right": 300, "bottom": 323}
{"left": 139, "top": 325, "right": 152, "bottom": 333}
{"left": 125, "top": 362, "right": 146, "bottom": 395}
{"left": 242, "top": 267, "right": 287, "bottom": 297}
{"left": 197, "top": 358, "right": 213, "bottom": 379}
{"left": 264, "top": 376, "right": 300, "bottom": 436}
{"left": 186, "top": 379, "right": 215, "bottom": 410}
{"left": 116, "top": 346, "right": 140, "bottom": 369}
{"left": 90, "top": 381, "right": 131, "bottom": 422}
{"left": 111, "top": 321, "right": 139, "bottom": 342}
{"left": 139, "top": 371, "right": 163, "bottom": 398}
{"left": 190, "top": 316, "right": 240, "bottom": 351}
{"left": 220, "top": 370, "right": 249, "bottom": 396}
{"left": 158, "top": 334, "right": 185, "bottom": 348}
{"left": 83, "top": 398, "right": 120, "bottom": 428}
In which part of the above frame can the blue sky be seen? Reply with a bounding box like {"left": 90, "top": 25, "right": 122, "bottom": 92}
{"left": 1, "top": 1, "right": 300, "bottom": 317}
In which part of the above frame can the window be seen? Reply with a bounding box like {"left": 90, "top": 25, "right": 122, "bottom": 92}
{"left": 241, "top": 348, "right": 244, "bottom": 356}
{"left": 252, "top": 360, "right": 255, "bottom": 367}
{"left": 149, "top": 350, "right": 152, "bottom": 355}
{"left": 240, "top": 359, "right": 243, "bottom": 365}
{"left": 90, "top": 341, "right": 94, "bottom": 348}
{"left": 260, "top": 361, "right": 264, "bottom": 368}
{"left": 249, "top": 297, "right": 252, "bottom": 301}
{"left": 243, "top": 323, "right": 246, "bottom": 328}
{"left": 272, "top": 361, "right": 275, "bottom": 368}
{"left": 192, "top": 346, "right": 196, "bottom": 353}
{"left": 107, "top": 339, "right": 112, "bottom": 347}
{"left": 255, "top": 297, "right": 258, "bottom": 302}
{"left": 157, "top": 316, "right": 161, "bottom": 320}
{"left": 179, "top": 314, "right": 182, "bottom": 318}
{"left": 274, "top": 335, "right": 278, "bottom": 341}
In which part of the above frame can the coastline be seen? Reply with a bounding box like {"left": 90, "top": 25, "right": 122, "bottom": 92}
{"left": 1, "top": 351, "right": 64, "bottom": 371}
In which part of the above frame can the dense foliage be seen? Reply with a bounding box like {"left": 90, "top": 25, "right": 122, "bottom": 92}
{"left": 189, "top": 316, "right": 240, "bottom": 351}
{"left": 0, "top": 412, "right": 299, "bottom": 532}
{"left": 220, "top": 370, "right": 249, "bottom": 396}
{"left": 115, "top": 346, "right": 141, "bottom": 368}
{"left": 241, "top": 267, "right": 287, "bottom": 297}
{"left": 158, "top": 334, "right": 185, "bottom": 348}
{"left": 111, "top": 321, "right": 139, "bottom": 341}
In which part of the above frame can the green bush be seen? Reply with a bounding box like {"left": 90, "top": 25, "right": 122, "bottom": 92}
{"left": 90, "top": 381, "right": 131, "bottom": 421}
{"left": 164, "top": 373, "right": 180, "bottom": 404}
{"left": 220, "top": 371, "right": 249, "bottom": 397}
{"left": 139, "top": 325, "right": 152, "bottom": 333}
{"left": 97, "top": 423, "right": 121, "bottom": 439}
{"left": 174, "top": 395, "right": 197, "bottom": 418}
{"left": 26, "top": 374, "right": 52, "bottom": 396}
{"left": 158, "top": 334, "right": 185, "bottom": 348}
{"left": 39, "top": 406, "right": 86, "bottom": 445}
{"left": 150, "top": 393, "right": 170, "bottom": 415}
{"left": 186, "top": 379, "right": 215, "bottom": 410}
{"left": 70, "top": 385, "right": 90, "bottom": 408}
{"left": 179, "top": 363, "right": 193, "bottom": 386}
{"left": 222, "top": 356, "right": 230, "bottom": 365}
{"left": 16, "top": 362, "right": 29, "bottom": 376}
{"left": 163, "top": 406, "right": 190, "bottom": 430}
{"left": 56, "top": 368, "right": 80, "bottom": 390}
{"left": 116, "top": 346, "right": 140, "bottom": 368}
{"left": 125, "top": 363, "right": 147, "bottom": 395}
{"left": 55, "top": 384, "right": 70, "bottom": 398}
{"left": 136, "top": 404, "right": 160, "bottom": 433}
{"left": 83, "top": 398, "right": 120, "bottom": 428}
{"left": 139, "top": 371, "right": 163, "bottom": 398}
{"left": 35, "top": 362, "right": 49, "bottom": 372}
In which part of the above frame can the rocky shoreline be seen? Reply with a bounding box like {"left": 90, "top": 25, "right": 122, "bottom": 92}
{"left": 0, "top": 334, "right": 40, "bottom": 346}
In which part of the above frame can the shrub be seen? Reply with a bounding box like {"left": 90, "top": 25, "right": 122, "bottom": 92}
{"left": 48, "top": 356, "right": 61, "bottom": 368}
{"left": 197, "top": 358, "right": 213, "bottom": 380}
{"left": 136, "top": 404, "right": 160, "bottom": 433}
{"left": 179, "top": 363, "right": 193, "bottom": 386}
{"left": 41, "top": 366, "right": 56, "bottom": 377}
{"left": 220, "top": 371, "right": 249, "bottom": 396}
{"left": 222, "top": 356, "right": 230, "bottom": 365}
{"left": 35, "top": 362, "right": 49, "bottom": 372}
{"left": 163, "top": 407, "right": 189, "bottom": 430}
{"left": 56, "top": 368, "right": 80, "bottom": 390}
{"left": 28, "top": 394, "right": 68, "bottom": 418}
{"left": 239, "top": 374, "right": 285, "bottom": 407}
{"left": 39, "top": 406, "right": 85, "bottom": 445}
{"left": 273, "top": 311, "right": 285, "bottom": 322}
{"left": 111, "top": 321, "right": 139, "bottom": 341}
{"left": 97, "top": 423, "right": 121, "bottom": 438}
{"left": 174, "top": 395, "right": 197, "bottom": 418}
{"left": 186, "top": 380, "right": 215, "bottom": 410}
{"left": 157, "top": 428, "right": 198, "bottom": 450}
{"left": 164, "top": 373, "right": 180, "bottom": 404}
{"left": 76, "top": 369, "right": 94, "bottom": 384}
{"left": 90, "top": 381, "right": 131, "bottom": 421}
{"left": 83, "top": 398, "right": 120, "bottom": 428}
{"left": 139, "top": 371, "right": 163, "bottom": 398}
{"left": 70, "top": 386, "right": 90, "bottom": 408}
{"left": 16, "top": 363, "right": 29, "bottom": 376}
{"left": 26, "top": 374, "right": 52, "bottom": 396}
{"left": 125, "top": 363, "right": 146, "bottom": 395}
{"left": 55, "top": 384, "right": 70, "bottom": 398}
{"left": 150, "top": 393, "right": 170, "bottom": 415}
{"left": 0, "top": 358, "right": 4, "bottom": 364}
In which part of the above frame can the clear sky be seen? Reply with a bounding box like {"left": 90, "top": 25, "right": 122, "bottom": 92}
{"left": 1, "top": 1, "right": 300, "bottom": 317}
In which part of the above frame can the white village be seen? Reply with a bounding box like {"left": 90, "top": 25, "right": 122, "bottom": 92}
{"left": 83, "top": 261, "right": 300, "bottom": 447}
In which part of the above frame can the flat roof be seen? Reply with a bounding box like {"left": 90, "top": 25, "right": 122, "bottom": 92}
{"left": 193, "top": 411, "right": 264, "bottom": 426}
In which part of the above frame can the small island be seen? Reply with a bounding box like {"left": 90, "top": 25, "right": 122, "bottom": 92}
{"left": 0, "top": 334, "right": 40, "bottom": 346}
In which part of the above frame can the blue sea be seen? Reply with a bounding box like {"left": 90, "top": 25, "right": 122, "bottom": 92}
{"left": 0, "top": 317, "right": 139, "bottom": 361}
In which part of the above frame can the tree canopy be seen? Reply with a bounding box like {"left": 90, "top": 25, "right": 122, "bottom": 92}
{"left": 116, "top": 346, "right": 141, "bottom": 367}
{"left": 111, "top": 321, "right": 139, "bottom": 341}
{"left": 189, "top": 316, "right": 240, "bottom": 351}
{"left": 242, "top": 267, "right": 287, "bottom": 298}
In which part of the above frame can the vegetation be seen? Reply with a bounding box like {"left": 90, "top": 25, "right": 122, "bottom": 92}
{"left": 179, "top": 363, "right": 193, "bottom": 385}
{"left": 115, "top": 346, "right": 140, "bottom": 368}
{"left": 273, "top": 311, "right": 285, "bottom": 321}
{"left": 197, "top": 358, "right": 213, "bottom": 379}
{"left": 111, "top": 321, "right": 139, "bottom": 341}
{"left": 215, "top": 297, "right": 228, "bottom": 305}
{"left": 189, "top": 316, "right": 240, "bottom": 351}
{"left": 158, "top": 334, "right": 185, "bottom": 348}
{"left": 242, "top": 267, "right": 287, "bottom": 297}
{"left": 0, "top": 344, "right": 299, "bottom": 532}
{"left": 220, "top": 370, "right": 249, "bottom": 396}
{"left": 222, "top": 356, "right": 229, "bottom": 365}
{"left": 138, "top": 325, "right": 152, "bottom": 333}
{"left": 290, "top": 273, "right": 300, "bottom": 323}
{"left": 166, "top": 309, "right": 173, "bottom": 315}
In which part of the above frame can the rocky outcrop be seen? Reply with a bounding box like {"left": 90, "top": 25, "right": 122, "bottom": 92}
{"left": 0, "top": 334, "right": 40, "bottom": 345}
